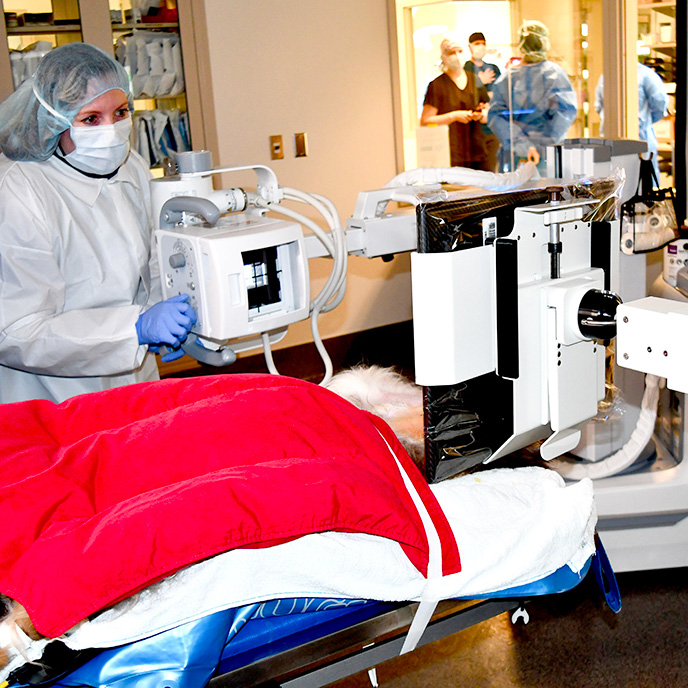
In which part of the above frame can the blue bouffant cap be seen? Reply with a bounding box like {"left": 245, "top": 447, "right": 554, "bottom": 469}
{"left": 0, "top": 42, "right": 132, "bottom": 161}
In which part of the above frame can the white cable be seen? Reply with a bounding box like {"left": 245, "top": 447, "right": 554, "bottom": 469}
{"left": 267, "top": 199, "right": 345, "bottom": 314}
{"left": 251, "top": 196, "right": 338, "bottom": 307}
{"left": 261, "top": 332, "right": 280, "bottom": 376}
{"left": 281, "top": 189, "right": 346, "bottom": 385}
{"left": 282, "top": 191, "right": 340, "bottom": 296}
{"left": 267, "top": 198, "right": 335, "bottom": 254}
{"left": 552, "top": 374, "right": 663, "bottom": 480}
{"left": 281, "top": 188, "right": 348, "bottom": 314}
{"left": 310, "top": 309, "right": 334, "bottom": 385}
{"left": 298, "top": 190, "right": 347, "bottom": 305}
{"left": 251, "top": 190, "right": 347, "bottom": 386}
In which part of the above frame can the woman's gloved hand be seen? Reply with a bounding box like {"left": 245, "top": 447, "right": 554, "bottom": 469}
{"left": 148, "top": 345, "right": 187, "bottom": 363}
{"left": 136, "top": 294, "right": 197, "bottom": 350}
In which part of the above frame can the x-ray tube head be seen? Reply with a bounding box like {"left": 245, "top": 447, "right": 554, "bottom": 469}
{"left": 157, "top": 214, "right": 310, "bottom": 343}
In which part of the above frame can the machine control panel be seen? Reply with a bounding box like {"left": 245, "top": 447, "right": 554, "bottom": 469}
{"left": 160, "top": 236, "right": 203, "bottom": 333}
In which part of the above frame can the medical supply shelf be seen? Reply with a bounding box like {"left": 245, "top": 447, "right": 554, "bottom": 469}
{"left": 645, "top": 1, "right": 675, "bottom": 19}
{"left": 0, "top": 0, "right": 99, "bottom": 99}
{"left": 111, "top": 15, "right": 191, "bottom": 169}
{"left": 649, "top": 43, "right": 676, "bottom": 58}
{"left": 4, "top": 24, "right": 81, "bottom": 35}
{"left": 0, "top": 0, "right": 215, "bottom": 156}
{"left": 111, "top": 22, "right": 180, "bottom": 31}
{"left": 640, "top": 2, "right": 676, "bottom": 55}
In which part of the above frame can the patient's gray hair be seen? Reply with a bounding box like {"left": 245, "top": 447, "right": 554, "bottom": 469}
{"left": 325, "top": 365, "right": 425, "bottom": 466}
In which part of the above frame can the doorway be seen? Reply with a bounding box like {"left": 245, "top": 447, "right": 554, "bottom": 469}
{"left": 391, "top": 0, "right": 606, "bottom": 172}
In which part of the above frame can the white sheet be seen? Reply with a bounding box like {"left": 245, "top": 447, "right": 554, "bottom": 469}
{"left": 57, "top": 467, "right": 595, "bottom": 650}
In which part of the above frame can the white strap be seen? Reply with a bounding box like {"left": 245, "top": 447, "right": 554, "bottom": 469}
{"left": 376, "top": 431, "right": 444, "bottom": 654}
{"left": 400, "top": 598, "right": 439, "bottom": 655}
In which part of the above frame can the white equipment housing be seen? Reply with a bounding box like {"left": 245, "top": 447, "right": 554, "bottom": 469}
{"left": 539, "top": 140, "right": 688, "bottom": 572}
{"left": 151, "top": 154, "right": 320, "bottom": 362}
{"left": 344, "top": 189, "right": 418, "bottom": 258}
{"left": 411, "top": 191, "right": 613, "bottom": 481}
{"left": 617, "top": 297, "right": 688, "bottom": 392}
{"left": 149, "top": 152, "right": 347, "bottom": 378}
{"left": 149, "top": 143, "right": 688, "bottom": 573}
{"left": 349, "top": 138, "right": 688, "bottom": 572}
{"left": 157, "top": 214, "right": 309, "bottom": 342}
{"left": 587, "top": 295, "right": 688, "bottom": 572}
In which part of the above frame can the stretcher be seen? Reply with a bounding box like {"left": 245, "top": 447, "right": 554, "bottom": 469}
{"left": 4, "top": 541, "right": 618, "bottom": 688}
{"left": 0, "top": 372, "right": 619, "bottom": 688}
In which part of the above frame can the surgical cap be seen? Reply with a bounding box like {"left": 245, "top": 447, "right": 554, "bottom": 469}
{"left": 518, "top": 20, "right": 550, "bottom": 61}
{"left": 0, "top": 43, "right": 133, "bottom": 162}
{"left": 439, "top": 30, "right": 463, "bottom": 54}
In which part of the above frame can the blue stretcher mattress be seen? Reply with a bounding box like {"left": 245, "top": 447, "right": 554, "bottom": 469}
{"left": 6, "top": 543, "right": 620, "bottom": 688}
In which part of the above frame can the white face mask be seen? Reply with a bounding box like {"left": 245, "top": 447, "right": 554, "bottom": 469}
{"left": 443, "top": 54, "right": 463, "bottom": 72}
{"left": 471, "top": 45, "right": 487, "bottom": 60}
{"left": 65, "top": 118, "right": 132, "bottom": 176}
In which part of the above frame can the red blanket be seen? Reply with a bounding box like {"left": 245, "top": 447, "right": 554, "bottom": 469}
{"left": 0, "top": 374, "right": 460, "bottom": 637}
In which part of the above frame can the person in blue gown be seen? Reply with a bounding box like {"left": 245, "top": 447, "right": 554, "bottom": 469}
{"left": 488, "top": 20, "right": 577, "bottom": 173}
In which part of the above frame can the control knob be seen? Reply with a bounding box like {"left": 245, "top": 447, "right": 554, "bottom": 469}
{"left": 169, "top": 252, "right": 186, "bottom": 269}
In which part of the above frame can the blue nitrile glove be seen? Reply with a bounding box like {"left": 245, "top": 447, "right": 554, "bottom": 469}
{"left": 148, "top": 344, "right": 188, "bottom": 362}
{"left": 136, "top": 294, "right": 197, "bottom": 349}
{"left": 161, "top": 346, "right": 187, "bottom": 362}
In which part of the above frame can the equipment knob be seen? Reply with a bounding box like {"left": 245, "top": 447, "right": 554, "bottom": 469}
{"left": 546, "top": 186, "right": 564, "bottom": 203}
{"left": 169, "top": 252, "right": 186, "bottom": 269}
{"left": 578, "top": 289, "right": 622, "bottom": 341}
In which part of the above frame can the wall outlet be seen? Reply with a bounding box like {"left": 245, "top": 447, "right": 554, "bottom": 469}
{"left": 269, "top": 135, "right": 284, "bottom": 160}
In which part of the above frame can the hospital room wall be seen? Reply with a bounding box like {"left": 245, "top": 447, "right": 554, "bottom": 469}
{"left": 196, "top": 0, "right": 410, "bottom": 352}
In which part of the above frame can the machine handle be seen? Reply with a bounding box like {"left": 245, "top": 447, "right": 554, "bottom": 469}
{"left": 181, "top": 334, "right": 237, "bottom": 367}
{"left": 159, "top": 196, "right": 221, "bottom": 229}
{"left": 179, "top": 162, "right": 282, "bottom": 205}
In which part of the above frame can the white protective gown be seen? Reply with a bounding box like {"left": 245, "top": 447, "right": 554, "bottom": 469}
{"left": 0, "top": 150, "right": 162, "bottom": 404}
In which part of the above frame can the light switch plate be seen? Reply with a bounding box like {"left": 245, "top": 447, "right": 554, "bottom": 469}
{"left": 294, "top": 132, "right": 308, "bottom": 157}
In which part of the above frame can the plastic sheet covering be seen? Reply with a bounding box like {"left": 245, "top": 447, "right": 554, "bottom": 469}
{"left": 414, "top": 169, "right": 625, "bottom": 254}
{"left": 384, "top": 161, "right": 540, "bottom": 192}
{"left": 416, "top": 186, "right": 550, "bottom": 253}
{"left": 381, "top": 167, "right": 624, "bottom": 223}
{"left": 593, "top": 345, "right": 626, "bottom": 424}
{"left": 115, "top": 32, "right": 184, "bottom": 99}
{"left": 9, "top": 41, "right": 52, "bottom": 89}
{"left": 620, "top": 156, "right": 679, "bottom": 255}
{"left": 552, "top": 374, "right": 663, "bottom": 480}
{"left": 52, "top": 609, "right": 237, "bottom": 688}
{"left": 216, "top": 599, "right": 382, "bottom": 674}
{"left": 133, "top": 109, "right": 190, "bottom": 167}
